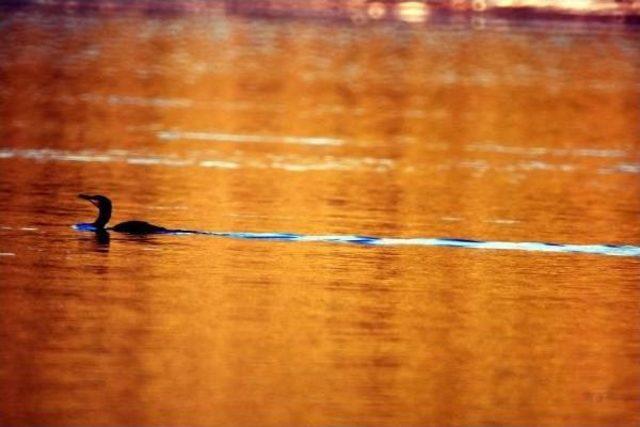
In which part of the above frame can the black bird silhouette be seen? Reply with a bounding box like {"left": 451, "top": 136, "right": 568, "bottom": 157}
{"left": 76, "top": 194, "right": 168, "bottom": 234}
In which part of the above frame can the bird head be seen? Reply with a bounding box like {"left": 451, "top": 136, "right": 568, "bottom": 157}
{"left": 78, "top": 194, "right": 112, "bottom": 209}
{"left": 77, "top": 194, "right": 113, "bottom": 230}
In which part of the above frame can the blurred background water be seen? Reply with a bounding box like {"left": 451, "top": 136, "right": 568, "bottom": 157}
{"left": 1, "top": 2, "right": 639, "bottom": 425}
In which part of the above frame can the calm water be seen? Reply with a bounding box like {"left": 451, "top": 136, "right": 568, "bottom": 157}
{"left": 1, "top": 6, "right": 640, "bottom": 426}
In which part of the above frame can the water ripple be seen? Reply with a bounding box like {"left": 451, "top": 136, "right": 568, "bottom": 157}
{"left": 72, "top": 225, "right": 640, "bottom": 257}
{"left": 200, "top": 232, "right": 640, "bottom": 257}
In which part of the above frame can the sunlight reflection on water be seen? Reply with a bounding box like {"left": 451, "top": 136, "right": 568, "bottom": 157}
{"left": 1, "top": 6, "right": 639, "bottom": 427}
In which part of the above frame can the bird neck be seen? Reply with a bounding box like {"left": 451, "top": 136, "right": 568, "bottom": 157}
{"left": 92, "top": 204, "right": 111, "bottom": 229}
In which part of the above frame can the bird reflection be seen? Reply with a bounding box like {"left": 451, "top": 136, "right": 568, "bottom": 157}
{"left": 94, "top": 229, "right": 110, "bottom": 246}
{"left": 78, "top": 229, "right": 111, "bottom": 252}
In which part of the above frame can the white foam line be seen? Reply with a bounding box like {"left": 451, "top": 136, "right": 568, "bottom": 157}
{"left": 55, "top": 154, "right": 112, "bottom": 162}
{"left": 199, "top": 160, "right": 240, "bottom": 169}
{"left": 157, "top": 131, "right": 344, "bottom": 146}
{"left": 0, "top": 149, "right": 196, "bottom": 168}
{"left": 125, "top": 157, "right": 193, "bottom": 166}
{"left": 1, "top": 147, "right": 637, "bottom": 176}
{"left": 608, "top": 164, "right": 640, "bottom": 174}
{"left": 467, "top": 144, "right": 627, "bottom": 158}
{"left": 486, "top": 219, "right": 519, "bottom": 225}
{"left": 80, "top": 93, "right": 193, "bottom": 108}
{"left": 0, "top": 253, "right": 16, "bottom": 257}
{"left": 0, "top": 148, "right": 389, "bottom": 173}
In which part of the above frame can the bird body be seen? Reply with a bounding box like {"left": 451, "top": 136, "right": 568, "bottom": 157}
{"left": 110, "top": 220, "right": 167, "bottom": 234}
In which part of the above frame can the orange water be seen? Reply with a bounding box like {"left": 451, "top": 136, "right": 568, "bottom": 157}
{"left": 1, "top": 8, "right": 639, "bottom": 426}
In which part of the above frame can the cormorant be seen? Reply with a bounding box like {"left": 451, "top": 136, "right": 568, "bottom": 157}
{"left": 76, "top": 194, "right": 168, "bottom": 234}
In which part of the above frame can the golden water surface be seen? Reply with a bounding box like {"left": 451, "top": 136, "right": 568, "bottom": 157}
{"left": 1, "top": 7, "right": 639, "bottom": 426}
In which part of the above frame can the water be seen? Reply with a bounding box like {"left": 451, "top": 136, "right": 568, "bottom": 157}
{"left": 1, "top": 6, "right": 640, "bottom": 426}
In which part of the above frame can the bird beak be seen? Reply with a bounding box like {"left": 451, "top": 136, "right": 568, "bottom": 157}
{"left": 78, "top": 194, "right": 98, "bottom": 206}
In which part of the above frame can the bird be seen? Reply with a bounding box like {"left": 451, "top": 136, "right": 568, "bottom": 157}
{"left": 76, "top": 194, "right": 168, "bottom": 234}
